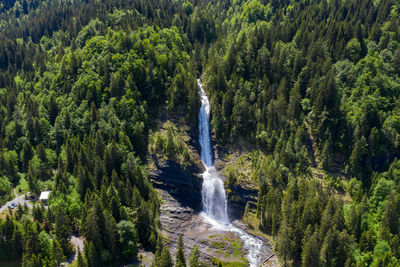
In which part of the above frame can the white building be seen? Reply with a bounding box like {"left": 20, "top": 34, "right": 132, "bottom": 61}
{"left": 39, "top": 191, "right": 51, "bottom": 204}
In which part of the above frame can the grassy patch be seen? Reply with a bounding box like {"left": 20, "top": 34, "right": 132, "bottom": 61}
{"left": 209, "top": 235, "right": 246, "bottom": 261}
{"left": 221, "top": 151, "right": 274, "bottom": 193}
{"left": 223, "top": 236, "right": 242, "bottom": 257}
{"left": 215, "top": 249, "right": 230, "bottom": 257}
{"left": 149, "top": 121, "right": 195, "bottom": 168}
{"left": 211, "top": 241, "right": 225, "bottom": 249}
{"left": 211, "top": 257, "right": 247, "bottom": 267}
{"left": 15, "top": 175, "right": 29, "bottom": 194}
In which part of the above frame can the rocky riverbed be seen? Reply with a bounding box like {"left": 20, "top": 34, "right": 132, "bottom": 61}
{"left": 153, "top": 188, "right": 278, "bottom": 266}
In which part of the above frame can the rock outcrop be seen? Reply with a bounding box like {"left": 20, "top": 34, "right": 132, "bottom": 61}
{"left": 150, "top": 158, "right": 203, "bottom": 211}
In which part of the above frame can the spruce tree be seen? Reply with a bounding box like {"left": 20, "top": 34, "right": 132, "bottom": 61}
{"left": 48, "top": 93, "right": 59, "bottom": 125}
{"left": 189, "top": 245, "right": 200, "bottom": 267}
{"left": 159, "top": 247, "right": 173, "bottom": 267}
{"left": 77, "top": 249, "right": 86, "bottom": 267}
{"left": 176, "top": 235, "right": 186, "bottom": 267}
{"left": 51, "top": 238, "right": 65, "bottom": 267}
{"left": 155, "top": 235, "right": 163, "bottom": 266}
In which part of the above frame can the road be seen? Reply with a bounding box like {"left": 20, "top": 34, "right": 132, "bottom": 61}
{"left": 0, "top": 193, "right": 33, "bottom": 214}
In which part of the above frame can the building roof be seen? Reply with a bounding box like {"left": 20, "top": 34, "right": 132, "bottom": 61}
{"left": 39, "top": 191, "right": 51, "bottom": 200}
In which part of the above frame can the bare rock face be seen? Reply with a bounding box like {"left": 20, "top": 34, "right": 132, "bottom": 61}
{"left": 227, "top": 183, "right": 259, "bottom": 221}
{"left": 150, "top": 158, "right": 204, "bottom": 212}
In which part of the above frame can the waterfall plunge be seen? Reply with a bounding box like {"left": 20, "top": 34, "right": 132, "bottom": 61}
{"left": 198, "top": 80, "right": 229, "bottom": 223}
{"left": 197, "top": 79, "right": 263, "bottom": 267}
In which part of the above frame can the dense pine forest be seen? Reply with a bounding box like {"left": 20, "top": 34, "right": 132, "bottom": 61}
{"left": 0, "top": 0, "right": 399, "bottom": 266}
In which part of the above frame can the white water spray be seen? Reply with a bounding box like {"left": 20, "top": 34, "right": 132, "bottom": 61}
{"left": 197, "top": 79, "right": 263, "bottom": 267}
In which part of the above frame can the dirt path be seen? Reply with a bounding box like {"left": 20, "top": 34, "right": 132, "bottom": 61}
{"left": 0, "top": 193, "right": 33, "bottom": 214}
{"left": 66, "top": 235, "right": 85, "bottom": 265}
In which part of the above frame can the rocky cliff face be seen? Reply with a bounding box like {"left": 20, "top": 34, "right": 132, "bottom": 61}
{"left": 147, "top": 118, "right": 204, "bottom": 211}
{"left": 150, "top": 157, "right": 203, "bottom": 211}
{"left": 226, "top": 183, "right": 258, "bottom": 220}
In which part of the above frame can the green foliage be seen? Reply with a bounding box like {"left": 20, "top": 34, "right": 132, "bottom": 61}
{"left": 189, "top": 245, "right": 200, "bottom": 267}
{"left": 150, "top": 122, "right": 195, "bottom": 168}
{"left": 0, "top": 175, "right": 12, "bottom": 204}
{"left": 77, "top": 250, "right": 87, "bottom": 267}
{"left": 117, "top": 220, "right": 138, "bottom": 261}
{"left": 176, "top": 235, "right": 186, "bottom": 267}
{"left": 210, "top": 257, "right": 247, "bottom": 267}
{"left": 159, "top": 247, "right": 173, "bottom": 267}
{"left": 241, "top": 0, "right": 271, "bottom": 24}
{"left": 51, "top": 238, "right": 65, "bottom": 267}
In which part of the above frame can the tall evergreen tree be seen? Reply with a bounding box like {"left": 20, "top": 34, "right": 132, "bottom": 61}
{"left": 51, "top": 238, "right": 65, "bottom": 267}
{"left": 189, "top": 245, "right": 200, "bottom": 267}
{"left": 176, "top": 235, "right": 186, "bottom": 267}
{"left": 159, "top": 247, "right": 173, "bottom": 267}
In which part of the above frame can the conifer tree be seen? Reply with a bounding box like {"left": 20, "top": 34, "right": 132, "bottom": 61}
{"left": 176, "top": 235, "right": 186, "bottom": 267}
{"left": 51, "top": 238, "right": 65, "bottom": 267}
{"left": 189, "top": 245, "right": 200, "bottom": 267}
{"left": 48, "top": 93, "right": 59, "bottom": 125}
{"left": 159, "top": 246, "right": 173, "bottom": 267}
{"left": 77, "top": 250, "right": 86, "bottom": 267}
{"left": 155, "top": 234, "right": 164, "bottom": 265}
{"left": 55, "top": 207, "right": 72, "bottom": 257}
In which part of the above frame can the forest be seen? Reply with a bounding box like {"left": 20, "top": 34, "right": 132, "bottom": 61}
{"left": 0, "top": 0, "right": 399, "bottom": 266}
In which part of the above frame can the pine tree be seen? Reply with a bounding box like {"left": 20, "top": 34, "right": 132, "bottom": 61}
{"left": 110, "top": 72, "right": 124, "bottom": 98}
{"left": 12, "top": 226, "right": 23, "bottom": 258}
{"left": 77, "top": 249, "right": 86, "bottom": 267}
{"left": 85, "top": 241, "right": 101, "bottom": 267}
{"left": 321, "top": 134, "right": 333, "bottom": 170}
{"left": 21, "top": 141, "right": 34, "bottom": 172}
{"left": 27, "top": 161, "right": 40, "bottom": 195}
{"left": 189, "top": 245, "right": 200, "bottom": 267}
{"left": 65, "top": 109, "right": 71, "bottom": 129}
{"left": 301, "top": 231, "right": 320, "bottom": 267}
{"left": 349, "top": 136, "right": 368, "bottom": 180}
{"left": 243, "top": 202, "right": 250, "bottom": 224}
{"left": 51, "top": 238, "right": 65, "bottom": 267}
{"left": 155, "top": 235, "right": 163, "bottom": 266}
{"left": 159, "top": 247, "right": 173, "bottom": 267}
{"left": 48, "top": 93, "right": 59, "bottom": 125}
{"left": 176, "top": 235, "right": 186, "bottom": 267}
{"left": 55, "top": 207, "right": 72, "bottom": 257}
{"left": 90, "top": 102, "right": 97, "bottom": 123}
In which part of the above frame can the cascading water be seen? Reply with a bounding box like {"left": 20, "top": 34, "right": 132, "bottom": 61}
{"left": 197, "top": 79, "right": 263, "bottom": 267}
{"left": 198, "top": 82, "right": 229, "bottom": 223}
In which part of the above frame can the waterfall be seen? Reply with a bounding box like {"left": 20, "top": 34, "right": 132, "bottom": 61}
{"left": 197, "top": 79, "right": 263, "bottom": 267}
{"left": 198, "top": 80, "right": 229, "bottom": 223}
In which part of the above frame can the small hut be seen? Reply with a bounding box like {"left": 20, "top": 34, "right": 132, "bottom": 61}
{"left": 39, "top": 191, "right": 51, "bottom": 204}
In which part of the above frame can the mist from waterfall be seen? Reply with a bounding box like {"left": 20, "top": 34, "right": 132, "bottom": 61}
{"left": 197, "top": 79, "right": 263, "bottom": 267}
